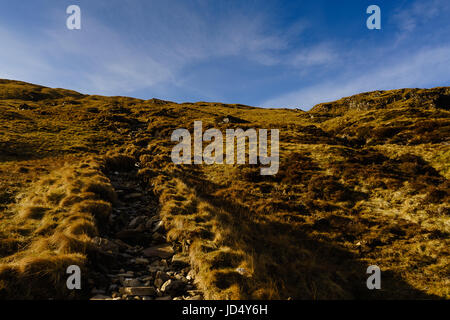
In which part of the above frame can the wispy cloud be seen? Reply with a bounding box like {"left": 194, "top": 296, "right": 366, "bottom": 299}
{"left": 290, "top": 43, "right": 340, "bottom": 68}
{"left": 393, "top": 0, "right": 449, "bottom": 33}
{"left": 262, "top": 45, "right": 450, "bottom": 109}
{"left": 0, "top": 2, "right": 291, "bottom": 97}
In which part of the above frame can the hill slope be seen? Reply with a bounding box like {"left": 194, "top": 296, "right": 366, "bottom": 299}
{"left": 0, "top": 79, "right": 449, "bottom": 299}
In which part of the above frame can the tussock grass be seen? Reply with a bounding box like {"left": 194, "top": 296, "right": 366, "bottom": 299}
{"left": 0, "top": 158, "right": 115, "bottom": 299}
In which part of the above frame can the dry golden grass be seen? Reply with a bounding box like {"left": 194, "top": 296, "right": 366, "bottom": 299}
{"left": 0, "top": 79, "right": 449, "bottom": 299}
{"left": 0, "top": 157, "right": 116, "bottom": 299}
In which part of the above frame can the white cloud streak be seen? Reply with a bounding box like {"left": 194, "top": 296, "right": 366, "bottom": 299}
{"left": 262, "top": 45, "right": 450, "bottom": 109}
{"left": 393, "top": 0, "right": 450, "bottom": 33}
{"left": 0, "top": 3, "right": 292, "bottom": 96}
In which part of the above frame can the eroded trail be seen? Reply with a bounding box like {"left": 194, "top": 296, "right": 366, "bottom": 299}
{"left": 88, "top": 168, "right": 203, "bottom": 300}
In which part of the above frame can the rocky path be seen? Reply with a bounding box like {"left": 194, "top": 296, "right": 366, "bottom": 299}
{"left": 88, "top": 168, "right": 203, "bottom": 301}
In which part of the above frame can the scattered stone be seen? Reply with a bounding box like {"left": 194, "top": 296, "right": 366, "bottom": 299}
{"left": 113, "top": 239, "right": 132, "bottom": 249}
{"left": 140, "top": 276, "right": 153, "bottom": 282}
{"left": 129, "top": 215, "right": 147, "bottom": 228}
{"left": 187, "top": 290, "right": 202, "bottom": 295}
{"left": 134, "top": 257, "right": 149, "bottom": 264}
{"left": 156, "top": 270, "right": 170, "bottom": 281}
{"left": 122, "top": 278, "right": 141, "bottom": 287}
{"left": 148, "top": 259, "right": 168, "bottom": 272}
{"left": 120, "top": 287, "right": 156, "bottom": 296}
{"left": 154, "top": 278, "right": 164, "bottom": 289}
{"left": 161, "top": 279, "right": 185, "bottom": 295}
{"left": 134, "top": 223, "right": 147, "bottom": 232}
{"left": 174, "top": 274, "right": 189, "bottom": 282}
{"left": 171, "top": 254, "right": 190, "bottom": 268}
{"left": 92, "top": 237, "right": 120, "bottom": 253}
{"left": 154, "top": 273, "right": 170, "bottom": 288}
{"left": 90, "top": 169, "right": 203, "bottom": 301}
{"left": 117, "top": 272, "right": 134, "bottom": 277}
{"left": 124, "top": 192, "right": 143, "bottom": 200}
{"left": 187, "top": 270, "right": 196, "bottom": 280}
{"left": 143, "top": 244, "right": 174, "bottom": 259}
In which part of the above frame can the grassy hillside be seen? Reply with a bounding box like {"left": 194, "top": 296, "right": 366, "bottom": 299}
{"left": 0, "top": 79, "right": 448, "bottom": 299}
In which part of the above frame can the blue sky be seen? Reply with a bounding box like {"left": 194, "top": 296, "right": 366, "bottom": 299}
{"left": 0, "top": 0, "right": 449, "bottom": 109}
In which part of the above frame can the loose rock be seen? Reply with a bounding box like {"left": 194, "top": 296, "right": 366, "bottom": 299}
{"left": 143, "top": 244, "right": 174, "bottom": 259}
{"left": 120, "top": 287, "right": 156, "bottom": 296}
